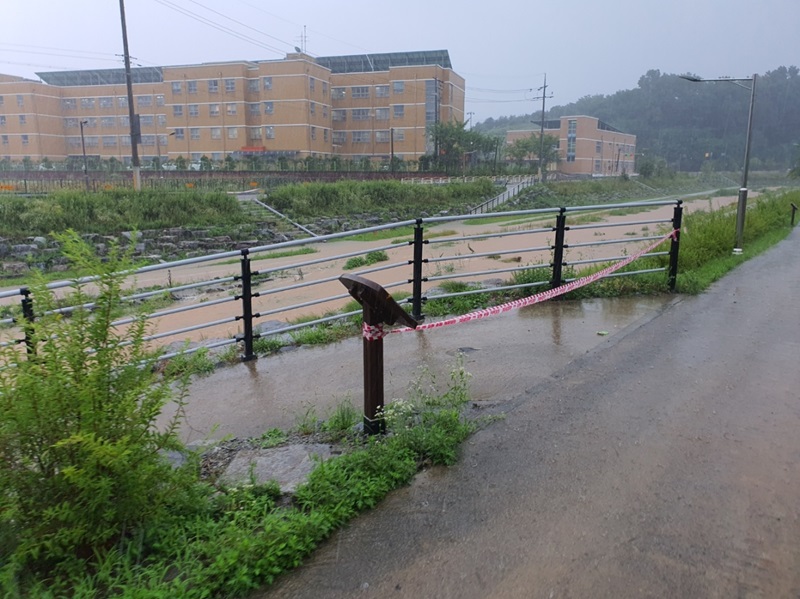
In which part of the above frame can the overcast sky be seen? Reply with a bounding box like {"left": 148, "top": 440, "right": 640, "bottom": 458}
{"left": 3, "top": 0, "right": 798, "bottom": 124}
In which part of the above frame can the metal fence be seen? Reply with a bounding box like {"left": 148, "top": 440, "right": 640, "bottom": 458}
{"left": 0, "top": 198, "right": 682, "bottom": 361}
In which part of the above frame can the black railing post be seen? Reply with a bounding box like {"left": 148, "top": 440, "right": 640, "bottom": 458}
{"left": 409, "top": 219, "right": 427, "bottom": 321}
{"left": 20, "top": 287, "right": 35, "bottom": 355}
{"left": 668, "top": 200, "right": 683, "bottom": 291}
{"left": 238, "top": 250, "right": 256, "bottom": 361}
{"left": 550, "top": 209, "right": 567, "bottom": 289}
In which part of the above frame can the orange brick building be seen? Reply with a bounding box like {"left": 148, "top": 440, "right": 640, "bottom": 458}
{"left": 506, "top": 115, "right": 636, "bottom": 176}
{"left": 0, "top": 50, "right": 464, "bottom": 167}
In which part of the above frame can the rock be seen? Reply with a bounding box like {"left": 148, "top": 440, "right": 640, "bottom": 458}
{"left": 220, "top": 444, "right": 332, "bottom": 492}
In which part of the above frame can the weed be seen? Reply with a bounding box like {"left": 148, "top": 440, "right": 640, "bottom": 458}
{"left": 258, "top": 428, "right": 289, "bottom": 448}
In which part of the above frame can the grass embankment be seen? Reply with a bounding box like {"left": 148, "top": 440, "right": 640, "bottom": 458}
{"left": 0, "top": 189, "right": 249, "bottom": 238}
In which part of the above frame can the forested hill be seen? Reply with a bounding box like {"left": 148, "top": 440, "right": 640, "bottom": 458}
{"left": 475, "top": 67, "right": 800, "bottom": 172}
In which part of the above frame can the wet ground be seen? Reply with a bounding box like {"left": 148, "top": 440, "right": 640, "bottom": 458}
{"left": 169, "top": 295, "right": 673, "bottom": 442}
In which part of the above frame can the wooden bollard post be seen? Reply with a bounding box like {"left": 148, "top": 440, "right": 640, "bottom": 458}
{"left": 339, "top": 274, "right": 418, "bottom": 435}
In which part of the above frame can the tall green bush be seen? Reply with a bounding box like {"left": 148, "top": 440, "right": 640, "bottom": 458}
{"left": 0, "top": 231, "right": 196, "bottom": 581}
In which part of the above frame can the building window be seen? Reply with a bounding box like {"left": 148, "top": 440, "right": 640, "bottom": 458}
{"left": 189, "top": 105, "right": 200, "bottom": 117}
{"left": 171, "top": 81, "right": 182, "bottom": 94}
{"left": 158, "top": 114, "right": 166, "bottom": 127}
{"left": 376, "top": 85, "right": 389, "bottom": 98}
{"left": 174, "top": 128, "right": 185, "bottom": 140}
{"left": 310, "top": 102, "right": 315, "bottom": 116}
{"left": 208, "top": 79, "right": 219, "bottom": 93}
{"left": 17, "top": 95, "right": 24, "bottom": 107}
{"left": 1, "top": 135, "right": 8, "bottom": 145}
{"left": 594, "top": 159, "right": 601, "bottom": 172}
{"left": 62, "top": 98, "right": 76, "bottom": 110}
{"left": 352, "top": 109, "right": 370, "bottom": 121}
{"left": 352, "top": 86, "right": 369, "bottom": 99}
{"left": 119, "top": 116, "right": 130, "bottom": 127}
{"left": 332, "top": 87, "right": 346, "bottom": 100}
{"left": 323, "top": 129, "right": 328, "bottom": 142}
{"left": 263, "top": 101, "right": 274, "bottom": 114}
{"left": 393, "top": 129, "right": 405, "bottom": 141}
{"left": 227, "top": 127, "right": 238, "bottom": 139}
{"left": 140, "top": 135, "right": 155, "bottom": 147}
{"left": 322, "top": 105, "right": 328, "bottom": 119}
{"left": 375, "top": 130, "right": 390, "bottom": 143}
{"left": 190, "top": 153, "right": 201, "bottom": 161}
{"left": 103, "top": 136, "right": 117, "bottom": 147}
{"left": 156, "top": 94, "right": 165, "bottom": 107}
{"left": 248, "top": 103, "right": 260, "bottom": 116}
{"left": 393, "top": 105, "right": 405, "bottom": 119}
{"left": 99, "top": 97, "right": 114, "bottom": 108}
{"left": 117, "top": 96, "right": 128, "bottom": 108}
{"left": 332, "top": 131, "right": 345, "bottom": 145}
{"left": 209, "top": 103, "right": 220, "bottom": 117}
{"left": 375, "top": 108, "right": 389, "bottom": 121}
{"left": 63, "top": 118, "right": 78, "bottom": 128}
{"left": 568, "top": 119, "right": 577, "bottom": 135}
{"left": 0, "top": 96, "right": 4, "bottom": 106}
{"left": 248, "top": 79, "right": 259, "bottom": 93}
{"left": 248, "top": 127, "right": 261, "bottom": 140}
{"left": 352, "top": 131, "right": 370, "bottom": 144}
{"left": 0, "top": 116, "right": 5, "bottom": 126}
{"left": 84, "top": 117, "right": 97, "bottom": 128}
{"left": 185, "top": 80, "right": 196, "bottom": 94}
{"left": 225, "top": 79, "right": 236, "bottom": 93}
{"left": 264, "top": 126, "right": 275, "bottom": 139}
{"left": 137, "top": 95, "right": 152, "bottom": 107}
{"left": 21, "top": 135, "right": 29, "bottom": 145}
{"left": 190, "top": 128, "right": 200, "bottom": 140}
{"left": 211, "top": 127, "right": 222, "bottom": 140}
{"left": 322, "top": 81, "right": 328, "bottom": 96}
{"left": 66, "top": 136, "right": 80, "bottom": 147}
{"left": 226, "top": 103, "right": 237, "bottom": 116}
{"left": 332, "top": 109, "right": 346, "bottom": 122}
{"left": 311, "top": 126, "right": 316, "bottom": 141}
{"left": 262, "top": 76, "right": 272, "bottom": 90}
{"left": 211, "top": 152, "right": 222, "bottom": 161}
{"left": 101, "top": 117, "right": 116, "bottom": 128}
{"left": 595, "top": 141, "right": 602, "bottom": 154}
{"left": 139, "top": 115, "right": 154, "bottom": 127}
{"left": 19, "top": 115, "right": 26, "bottom": 125}
{"left": 392, "top": 81, "right": 404, "bottom": 95}
{"left": 173, "top": 105, "right": 183, "bottom": 118}
{"left": 309, "top": 78, "right": 315, "bottom": 92}
{"left": 120, "top": 135, "right": 131, "bottom": 147}
{"left": 81, "top": 97, "right": 95, "bottom": 109}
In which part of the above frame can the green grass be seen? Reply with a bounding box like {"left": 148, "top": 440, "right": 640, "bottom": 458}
{"left": 216, "top": 247, "right": 317, "bottom": 266}
{"left": 342, "top": 250, "right": 389, "bottom": 270}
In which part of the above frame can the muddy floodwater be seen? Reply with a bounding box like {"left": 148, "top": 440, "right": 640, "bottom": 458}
{"left": 169, "top": 295, "right": 673, "bottom": 442}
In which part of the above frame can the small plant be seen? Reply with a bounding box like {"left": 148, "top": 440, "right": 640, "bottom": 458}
{"left": 258, "top": 428, "right": 289, "bottom": 448}
{"left": 161, "top": 346, "right": 216, "bottom": 377}
{"left": 343, "top": 250, "right": 389, "bottom": 270}
{"left": 322, "top": 399, "right": 360, "bottom": 439}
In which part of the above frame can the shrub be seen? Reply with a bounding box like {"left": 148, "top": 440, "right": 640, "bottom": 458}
{"left": 0, "top": 231, "right": 197, "bottom": 581}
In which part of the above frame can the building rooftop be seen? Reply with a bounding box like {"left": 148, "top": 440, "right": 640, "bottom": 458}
{"left": 36, "top": 67, "right": 163, "bottom": 87}
{"left": 315, "top": 50, "right": 452, "bottom": 73}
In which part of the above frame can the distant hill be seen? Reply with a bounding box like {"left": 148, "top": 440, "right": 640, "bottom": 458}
{"left": 475, "top": 67, "right": 800, "bottom": 172}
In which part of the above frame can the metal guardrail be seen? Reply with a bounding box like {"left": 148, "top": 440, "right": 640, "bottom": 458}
{"left": 469, "top": 176, "right": 537, "bottom": 214}
{"left": 0, "top": 199, "right": 683, "bottom": 360}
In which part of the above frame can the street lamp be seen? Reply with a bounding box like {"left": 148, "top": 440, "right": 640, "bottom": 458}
{"left": 79, "top": 119, "right": 90, "bottom": 192}
{"left": 680, "top": 73, "right": 757, "bottom": 254}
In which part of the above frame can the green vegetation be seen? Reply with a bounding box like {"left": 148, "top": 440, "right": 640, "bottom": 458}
{"left": 267, "top": 179, "right": 497, "bottom": 220}
{"left": 218, "top": 247, "right": 317, "bottom": 266}
{"left": 0, "top": 189, "right": 249, "bottom": 238}
{"left": 343, "top": 250, "right": 390, "bottom": 270}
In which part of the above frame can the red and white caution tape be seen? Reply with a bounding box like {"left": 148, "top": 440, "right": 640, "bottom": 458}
{"left": 390, "top": 230, "right": 677, "bottom": 335}
{"left": 362, "top": 322, "right": 386, "bottom": 341}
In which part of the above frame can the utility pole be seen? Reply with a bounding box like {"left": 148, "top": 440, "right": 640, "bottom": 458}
{"left": 119, "top": 0, "right": 141, "bottom": 190}
{"left": 466, "top": 111, "right": 475, "bottom": 129}
{"left": 531, "top": 74, "right": 553, "bottom": 181}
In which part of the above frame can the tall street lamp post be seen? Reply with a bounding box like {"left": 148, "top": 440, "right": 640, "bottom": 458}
{"left": 79, "top": 119, "right": 90, "bottom": 192}
{"left": 681, "top": 73, "right": 757, "bottom": 254}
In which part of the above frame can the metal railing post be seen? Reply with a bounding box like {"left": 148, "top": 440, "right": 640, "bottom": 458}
{"left": 20, "top": 287, "right": 35, "bottom": 355}
{"left": 238, "top": 250, "right": 256, "bottom": 361}
{"left": 410, "top": 219, "right": 427, "bottom": 321}
{"left": 550, "top": 209, "right": 567, "bottom": 289}
{"left": 668, "top": 200, "right": 683, "bottom": 291}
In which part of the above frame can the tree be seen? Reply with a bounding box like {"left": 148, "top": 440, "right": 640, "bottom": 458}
{"left": 223, "top": 154, "right": 237, "bottom": 171}
{"left": 174, "top": 155, "right": 187, "bottom": 170}
{"left": 199, "top": 155, "right": 212, "bottom": 171}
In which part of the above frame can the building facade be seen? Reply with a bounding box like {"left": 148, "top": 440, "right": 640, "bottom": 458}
{"left": 0, "top": 50, "right": 464, "bottom": 167}
{"left": 507, "top": 116, "right": 636, "bottom": 176}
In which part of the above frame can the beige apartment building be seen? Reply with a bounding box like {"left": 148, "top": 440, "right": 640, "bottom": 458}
{"left": 507, "top": 116, "right": 636, "bottom": 177}
{"left": 0, "top": 50, "right": 464, "bottom": 167}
